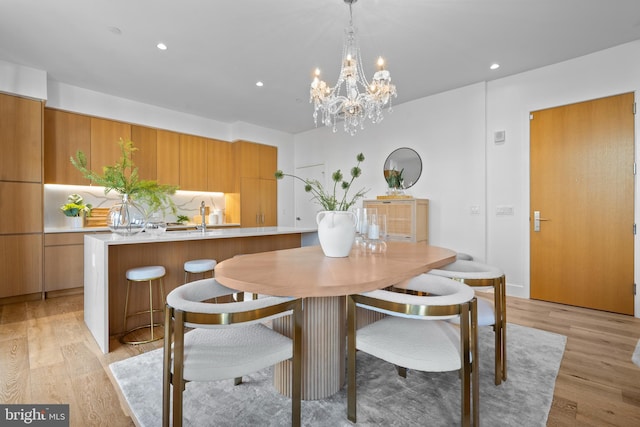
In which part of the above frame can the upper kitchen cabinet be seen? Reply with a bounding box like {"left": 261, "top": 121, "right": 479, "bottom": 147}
{"left": 156, "top": 129, "right": 180, "bottom": 186}
{"left": 131, "top": 125, "right": 158, "bottom": 180}
{"left": 44, "top": 108, "right": 91, "bottom": 185}
{"left": 233, "top": 140, "right": 277, "bottom": 180}
{"left": 90, "top": 117, "right": 131, "bottom": 173}
{"left": 0, "top": 93, "right": 42, "bottom": 182}
{"left": 207, "top": 139, "right": 234, "bottom": 193}
{"left": 179, "top": 134, "right": 208, "bottom": 191}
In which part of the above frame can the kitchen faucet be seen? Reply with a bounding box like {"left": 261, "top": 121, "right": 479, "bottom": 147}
{"left": 198, "top": 201, "right": 206, "bottom": 233}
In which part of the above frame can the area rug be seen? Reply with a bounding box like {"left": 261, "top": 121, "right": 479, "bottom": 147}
{"left": 633, "top": 339, "right": 640, "bottom": 367}
{"left": 110, "top": 323, "right": 566, "bottom": 426}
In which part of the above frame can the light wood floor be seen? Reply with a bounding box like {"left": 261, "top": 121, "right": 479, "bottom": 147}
{"left": 0, "top": 294, "right": 639, "bottom": 426}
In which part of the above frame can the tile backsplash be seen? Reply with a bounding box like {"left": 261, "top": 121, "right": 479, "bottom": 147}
{"left": 45, "top": 184, "right": 226, "bottom": 228}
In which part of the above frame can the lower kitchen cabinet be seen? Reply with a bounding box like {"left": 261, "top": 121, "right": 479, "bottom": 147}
{"left": 0, "top": 234, "right": 43, "bottom": 299}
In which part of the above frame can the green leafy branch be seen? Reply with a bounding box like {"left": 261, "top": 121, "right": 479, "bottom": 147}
{"left": 275, "top": 153, "right": 367, "bottom": 211}
{"left": 70, "top": 138, "right": 178, "bottom": 215}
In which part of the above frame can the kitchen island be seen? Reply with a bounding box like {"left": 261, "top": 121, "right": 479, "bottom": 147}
{"left": 84, "top": 227, "right": 317, "bottom": 353}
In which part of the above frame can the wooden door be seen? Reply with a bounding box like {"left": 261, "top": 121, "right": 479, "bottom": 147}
{"left": 530, "top": 93, "right": 635, "bottom": 315}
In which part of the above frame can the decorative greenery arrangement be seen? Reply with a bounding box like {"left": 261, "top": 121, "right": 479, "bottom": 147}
{"left": 275, "top": 153, "right": 367, "bottom": 211}
{"left": 70, "top": 138, "right": 178, "bottom": 215}
{"left": 60, "top": 193, "right": 92, "bottom": 217}
{"left": 385, "top": 168, "right": 404, "bottom": 189}
{"left": 176, "top": 215, "right": 189, "bottom": 224}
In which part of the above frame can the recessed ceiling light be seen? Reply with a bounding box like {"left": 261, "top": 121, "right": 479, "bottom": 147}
{"left": 157, "top": 43, "right": 167, "bottom": 51}
{"left": 256, "top": 81, "right": 264, "bottom": 87}
{"left": 490, "top": 63, "right": 500, "bottom": 70}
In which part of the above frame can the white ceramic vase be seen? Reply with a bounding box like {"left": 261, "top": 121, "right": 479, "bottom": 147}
{"left": 67, "top": 216, "right": 83, "bottom": 228}
{"left": 316, "top": 210, "right": 357, "bottom": 257}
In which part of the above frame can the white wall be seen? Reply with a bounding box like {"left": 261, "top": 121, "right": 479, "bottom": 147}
{"left": 0, "top": 59, "right": 47, "bottom": 100}
{"left": 293, "top": 83, "right": 487, "bottom": 260}
{"left": 486, "top": 39, "right": 640, "bottom": 316}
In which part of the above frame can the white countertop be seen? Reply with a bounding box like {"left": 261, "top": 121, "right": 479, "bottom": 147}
{"left": 45, "top": 223, "right": 241, "bottom": 234}
{"left": 83, "top": 226, "right": 317, "bottom": 245}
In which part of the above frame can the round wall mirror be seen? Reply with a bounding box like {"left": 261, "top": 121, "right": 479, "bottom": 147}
{"left": 383, "top": 147, "right": 422, "bottom": 189}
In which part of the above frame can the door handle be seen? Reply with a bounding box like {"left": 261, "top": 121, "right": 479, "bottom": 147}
{"left": 533, "top": 211, "right": 550, "bottom": 232}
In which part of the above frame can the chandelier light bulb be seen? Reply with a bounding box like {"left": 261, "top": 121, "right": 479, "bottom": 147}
{"left": 309, "top": 0, "right": 397, "bottom": 135}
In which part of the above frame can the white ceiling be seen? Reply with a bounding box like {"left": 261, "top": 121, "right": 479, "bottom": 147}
{"left": 2, "top": 0, "right": 640, "bottom": 134}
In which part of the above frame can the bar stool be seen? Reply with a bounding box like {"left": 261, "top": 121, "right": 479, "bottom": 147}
{"left": 121, "top": 265, "right": 166, "bottom": 345}
{"left": 183, "top": 259, "right": 217, "bottom": 283}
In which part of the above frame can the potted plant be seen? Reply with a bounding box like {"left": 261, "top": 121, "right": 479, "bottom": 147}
{"left": 60, "top": 193, "right": 92, "bottom": 228}
{"left": 384, "top": 168, "right": 404, "bottom": 195}
{"left": 275, "top": 153, "right": 367, "bottom": 257}
{"left": 71, "top": 138, "right": 178, "bottom": 235}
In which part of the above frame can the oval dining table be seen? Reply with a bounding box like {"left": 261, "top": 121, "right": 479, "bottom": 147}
{"left": 215, "top": 241, "right": 456, "bottom": 400}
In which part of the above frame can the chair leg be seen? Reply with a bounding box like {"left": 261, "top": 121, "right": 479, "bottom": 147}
{"left": 172, "top": 310, "right": 186, "bottom": 427}
{"left": 122, "top": 280, "right": 131, "bottom": 334}
{"left": 149, "top": 280, "right": 155, "bottom": 341}
{"left": 162, "top": 306, "right": 172, "bottom": 427}
{"left": 396, "top": 366, "right": 407, "bottom": 378}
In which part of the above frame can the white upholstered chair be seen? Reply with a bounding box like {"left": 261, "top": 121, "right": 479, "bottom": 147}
{"left": 428, "top": 259, "right": 507, "bottom": 385}
{"left": 162, "top": 278, "right": 302, "bottom": 427}
{"left": 348, "top": 274, "right": 479, "bottom": 426}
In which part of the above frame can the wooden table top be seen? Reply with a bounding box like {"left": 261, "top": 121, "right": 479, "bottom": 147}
{"left": 215, "top": 242, "right": 456, "bottom": 298}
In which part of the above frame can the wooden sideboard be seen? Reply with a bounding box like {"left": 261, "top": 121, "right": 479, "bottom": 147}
{"left": 363, "top": 198, "right": 429, "bottom": 243}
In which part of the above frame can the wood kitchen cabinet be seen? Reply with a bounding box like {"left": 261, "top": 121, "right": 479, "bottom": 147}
{"left": 207, "top": 139, "right": 234, "bottom": 193}
{"left": 44, "top": 108, "right": 91, "bottom": 184}
{"left": 156, "top": 129, "right": 180, "bottom": 186}
{"left": 179, "top": 134, "right": 208, "bottom": 191}
{"left": 363, "top": 198, "right": 429, "bottom": 242}
{"left": 239, "top": 177, "right": 277, "bottom": 226}
{"left": 90, "top": 117, "right": 131, "bottom": 173}
{"left": 0, "top": 93, "right": 43, "bottom": 302}
{"left": 0, "top": 93, "right": 42, "bottom": 182}
{"left": 44, "top": 233, "right": 84, "bottom": 293}
{"left": 131, "top": 125, "right": 158, "bottom": 180}
{"left": 0, "top": 182, "right": 42, "bottom": 234}
{"left": 232, "top": 140, "right": 278, "bottom": 227}
{"left": 0, "top": 234, "right": 43, "bottom": 299}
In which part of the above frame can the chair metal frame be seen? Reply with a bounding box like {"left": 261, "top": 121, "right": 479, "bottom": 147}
{"left": 162, "top": 284, "right": 303, "bottom": 427}
{"left": 347, "top": 292, "right": 479, "bottom": 426}
{"left": 437, "top": 272, "right": 506, "bottom": 385}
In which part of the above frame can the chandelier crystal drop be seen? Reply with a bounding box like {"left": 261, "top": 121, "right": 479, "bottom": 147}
{"left": 310, "top": 0, "right": 397, "bottom": 136}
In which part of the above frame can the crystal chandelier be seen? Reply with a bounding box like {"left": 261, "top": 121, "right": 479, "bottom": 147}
{"left": 310, "top": 0, "right": 397, "bottom": 136}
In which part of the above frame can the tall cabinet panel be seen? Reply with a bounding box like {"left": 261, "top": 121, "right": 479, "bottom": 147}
{"left": 90, "top": 117, "right": 131, "bottom": 173}
{"left": 131, "top": 125, "right": 157, "bottom": 180}
{"left": 0, "top": 93, "right": 43, "bottom": 299}
{"left": 179, "top": 134, "right": 208, "bottom": 191}
{"left": 156, "top": 129, "right": 180, "bottom": 186}
{"left": 0, "top": 93, "right": 42, "bottom": 182}
{"left": 44, "top": 108, "right": 91, "bottom": 184}
{"left": 232, "top": 141, "right": 278, "bottom": 227}
{"left": 207, "top": 139, "right": 234, "bottom": 193}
